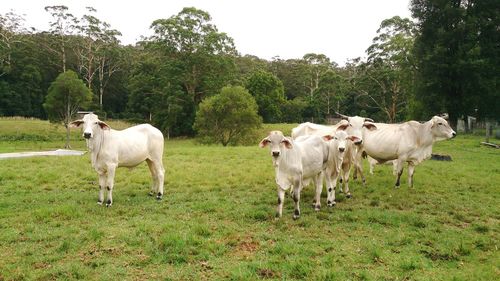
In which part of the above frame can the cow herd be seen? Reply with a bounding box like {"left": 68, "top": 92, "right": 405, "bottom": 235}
{"left": 71, "top": 112, "right": 456, "bottom": 219}
{"left": 260, "top": 113, "right": 456, "bottom": 219}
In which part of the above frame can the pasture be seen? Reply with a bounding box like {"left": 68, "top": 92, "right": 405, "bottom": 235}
{"left": 0, "top": 119, "right": 498, "bottom": 280}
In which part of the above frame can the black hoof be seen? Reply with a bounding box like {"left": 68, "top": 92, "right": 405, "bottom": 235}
{"left": 293, "top": 209, "right": 300, "bottom": 219}
{"left": 97, "top": 200, "right": 103, "bottom": 205}
{"left": 148, "top": 191, "right": 154, "bottom": 196}
{"left": 106, "top": 199, "right": 112, "bottom": 207}
{"left": 327, "top": 200, "right": 336, "bottom": 207}
{"left": 346, "top": 193, "right": 352, "bottom": 198}
{"left": 314, "top": 205, "right": 321, "bottom": 211}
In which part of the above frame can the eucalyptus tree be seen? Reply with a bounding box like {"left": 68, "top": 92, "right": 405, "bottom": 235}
{"left": 44, "top": 5, "right": 78, "bottom": 72}
{"left": 75, "top": 7, "right": 122, "bottom": 108}
{"left": 354, "top": 16, "right": 416, "bottom": 122}
{"left": 149, "top": 7, "right": 237, "bottom": 104}
{"left": 0, "top": 11, "right": 29, "bottom": 77}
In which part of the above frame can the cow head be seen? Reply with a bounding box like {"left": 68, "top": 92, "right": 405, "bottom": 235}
{"left": 259, "top": 131, "right": 293, "bottom": 161}
{"left": 323, "top": 130, "right": 360, "bottom": 153}
{"left": 70, "top": 113, "right": 110, "bottom": 139}
{"left": 336, "top": 112, "right": 375, "bottom": 145}
{"left": 431, "top": 116, "right": 456, "bottom": 140}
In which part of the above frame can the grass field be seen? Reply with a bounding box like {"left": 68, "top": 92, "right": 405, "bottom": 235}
{"left": 0, "top": 118, "right": 498, "bottom": 280}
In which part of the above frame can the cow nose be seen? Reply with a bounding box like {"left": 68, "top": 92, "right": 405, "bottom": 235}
{"left": 83, "top": 132, "right": 91, "bottom": 139}
{"left": 452, "top": 132, "right": 457, "bottom": 138}
{"left": 272, "top": 151, "right": 280, "bottom": 157}
{"left": 338, "top": 147, "right": 345, "bottom": 152}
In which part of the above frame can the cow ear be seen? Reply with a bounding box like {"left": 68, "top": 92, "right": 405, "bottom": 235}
{"left": 70, "top": 120, "right": 84, "bottom": 128}
{"left": 281, "top": 138, "right": 293, "bottom": 149}
{"left": 259, "top": 138, "right": 270, "bottom": 148}
{"left": 363, "top": 122, "right": 377, "bottom": 131}
{"left": 348, "top": 135, "right": 361, "bottom": 143}
{"left": 323, "top": 135, "right": 333, "bottom": 141}
{"left": 336, "top": 124, "right": 349, "bottom": 131}
{"left": 98, "top": 121, "right": 110, "bottom": 130}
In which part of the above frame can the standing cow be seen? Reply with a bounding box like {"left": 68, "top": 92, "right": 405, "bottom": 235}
{"left": 259, "top": 131, "right": 331, "bottom": 219}
{"left": 70, "top": 113, "right": 165, "bottom": 206}
{"left": 322, "top": 130, "right": 360, "bottom": 206}
{"left": 361, "top": 115, "right": 456, "bottom": 188}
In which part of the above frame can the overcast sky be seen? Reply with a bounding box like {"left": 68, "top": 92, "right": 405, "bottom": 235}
{"left": 2, "top": 0, "right": 412, "bottom": 65}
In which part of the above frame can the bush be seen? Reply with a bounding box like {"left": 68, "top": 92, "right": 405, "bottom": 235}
{"left": 193, "top": 86, "right": 262, "bottom": 146}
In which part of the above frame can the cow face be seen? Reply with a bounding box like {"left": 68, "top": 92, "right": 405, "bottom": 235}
{"left": 259, "top": 131, "right": 292, "bottom": 160}
{"left": 343, "top": 116, "right": 373, "bottom": 145}
{"left": 70, "top": 113, "right": 110, "bottom": 139}
{"left": 323, "top": 130, "right": 360, "bottom": 153}
{"left": 431, "top": 116, "right": 456, "bottom": 140}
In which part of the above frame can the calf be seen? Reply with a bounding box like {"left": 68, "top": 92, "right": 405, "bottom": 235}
{"left": 259, "top": 131, "right": 330, "bottom": 219}
{"left": 322, "top": 130, "right": 360, "bottom": 206}
{"left": 70, "top": 113, "right": 165, "bottom": 206}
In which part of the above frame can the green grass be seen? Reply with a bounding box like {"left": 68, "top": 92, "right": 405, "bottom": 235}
{"left": 0, "top": 119, "right": 499, "bottom": 280}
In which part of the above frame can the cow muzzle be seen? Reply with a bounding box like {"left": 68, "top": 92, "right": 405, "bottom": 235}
{"left": 83, "top": 132, "right": 92, "bottom": 139}
{"left": 272, "top": 151, "right": 280, "bottom": 157}
{"left": 338, "top": 147, "right": 345, "bottom": 153}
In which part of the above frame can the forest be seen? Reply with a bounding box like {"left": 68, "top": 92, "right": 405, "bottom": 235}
{"left": 0, "top": 0, "right": 498, "bottom": 137}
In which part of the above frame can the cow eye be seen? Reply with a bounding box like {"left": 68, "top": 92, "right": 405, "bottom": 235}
{"left": 438, "top": 122, "right": 443, "bottom": 125}
{"left": 94, "top": 122, "right": 98, "bottom": 125}
{"left": 334, "top": 137, "right": 338, "bottom": 140}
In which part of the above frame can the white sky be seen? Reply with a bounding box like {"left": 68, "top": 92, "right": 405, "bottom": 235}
{"left": 1, "top": 0, "right": 412, "bottom": 65}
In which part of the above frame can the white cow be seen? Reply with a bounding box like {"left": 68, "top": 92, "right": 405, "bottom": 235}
{"left": 361, "top": 115, "right": 456, "bottom": 188}
{"left": 322, "top": 130, "right": 359, "bottom": 206}
{"left": 70, "top": 113, "right": 165, "bottom": 206}
{"left": 291, "top": 120, "right": 348, "bottom": 140}
{"left": 259, "top": 131, "right": 331, "bottom": 219}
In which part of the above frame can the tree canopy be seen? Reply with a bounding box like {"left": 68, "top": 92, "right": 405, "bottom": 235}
{"left": 1, "top": 4, "right": 498, "bottom": 138}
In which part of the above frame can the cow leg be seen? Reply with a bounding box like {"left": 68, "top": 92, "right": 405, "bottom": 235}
{"left": 313, "top": 173, "right": 323, "bottom": 211}
{"left": 276, "top": 187, "right": 285, "bottom": 218}
{"left": 146, "top": 159, "right": 157, "bottom": 196}
{"left": 394, "top": 160, "right": 404, "bottom": 188}
{"left": 408, "top": 163, "right": 415, "bottom": 188}
{"left": 147, "top": 159, "right": 165, "bottom": 200}
{"left": 97, "top": 172, "right": 106, "bottom": 205}
{"left": 292, "top": 180, "right": 302, "bottom": 220}
{"left": 327, "top": 171, "right": 338, "bottom": 207}
{"left": 342, "top": 165, "right": 352, "bottom": 198}
{"left": 355, "top": 150, "right": 367, "bottom": 184}
{"left": 105, "top": 164, "right": 117, "bottom": 207}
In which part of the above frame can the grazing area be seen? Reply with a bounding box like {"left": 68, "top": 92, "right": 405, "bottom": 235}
{"left": 0, "top": 119, "right": 498, "bottom": 280}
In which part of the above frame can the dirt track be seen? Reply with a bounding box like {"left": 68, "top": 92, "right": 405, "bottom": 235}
{"left": 0, "top": 149, "right": 86, "bottom": 159}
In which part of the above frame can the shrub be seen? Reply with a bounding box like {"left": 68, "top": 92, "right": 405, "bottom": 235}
{"left": 193, "top": 86, "right": 262, "bottom": 146}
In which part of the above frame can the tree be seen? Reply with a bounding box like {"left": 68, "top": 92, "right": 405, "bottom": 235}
{"left": 411, "top": 0, "right": 500, "bottom": 122}
{"left": 44, "top": 5, "right": 77, "bottom": 73}
{"left": 193, "top": 86, "right": 262, "bottom": 146}
{"left": 352, "top": 17, "right": 417, "bottom": 122}
{"left": 245, "top": 70, "right": 285, "bottom": 123}
{"left": 43, "top": 70, "right": 92, "bottom": 148}
{"left": 149, "top": 7, "right": 237, "bottom": 103}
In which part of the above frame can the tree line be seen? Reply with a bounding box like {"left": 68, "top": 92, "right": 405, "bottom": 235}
{"left": 1, "top": 1, "right": 498, "bottom": 137}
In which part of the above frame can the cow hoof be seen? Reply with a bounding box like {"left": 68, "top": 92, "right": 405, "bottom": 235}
{"left": 346, "top": 193, "right": 352, "bottom": 198}
{"left": 314, "top": 205, "right": 321, "bottom": 211}
{"left": 148, "top": 191, "right": 154, "bottom": 196}
{"left": 327, "top": 201, "right": 336, "bottom": 207}
{"left": 97, "top": 200, "right": 103, "bottom": 205}
{"left": 106, "top": 200, "right": 112, "bottom": 207}
{"left": 293, "top": 210, "right": 300, "bottom": 219}
{"left": 394, "top": 185, "right": 400, "bottom": 189}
